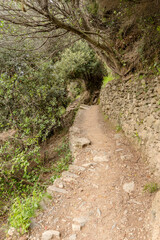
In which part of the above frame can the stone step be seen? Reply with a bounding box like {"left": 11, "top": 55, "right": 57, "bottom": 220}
{"left": 47, "top": 186, "right": 68, "bottom": 195}
{"left": 69, "top": 165, "right": 85, "bottom": 173}
{"left": 62, "top": 177, "right": 76, "bottom": 182}
{"left": 62, "top": 171, "right": 79, "bottom": 179}
{"left": 93, "top": 155, "right": 110, "bottom": 162}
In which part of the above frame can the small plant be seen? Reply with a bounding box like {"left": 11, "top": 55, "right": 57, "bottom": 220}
{"left": 53, "top": 138, "right": 72, "bottom": 174}
{"left": 103, "top": 114, "right": 109, "bottom": 120}
{"left": 134, "top": 131, "right": 141, "bottom": 143}
{"left": 116, "top": 125, "right": 122, "bottom": 132}
{"left": 9, "top": 190, "right": 43, "bottom": 233}
{"left": 102, "top": 73, "right": 114, "bottom": 87}
{"left": 157, "top": 26, "right": 160, "bottom": 33}
{"left": 49, "top": 137, "right": 73, "bottom": 184}
{"left": 144, "top": 182, "right": 159, "bottom": 193}
{"left": 97, "top": 98, "right": 100, "bottom": 105}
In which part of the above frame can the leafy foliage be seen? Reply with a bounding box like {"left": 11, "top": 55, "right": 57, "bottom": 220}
{"left": 54, "top": 40, "right": 104, "bottom": 92}
{"left": 102, "top": 74, "right": 114, "bottom": 88}
{"left": 0, "top": 40, "right": 104, "bottom": 233}
{"left": 0, "top": 61, "right": 68, "bottom": 140}
{"left": 9, "top": 190, "right": 43, "bottom": 233}
{"left": 53, "top": 139, "right": 72, "bottom": 173}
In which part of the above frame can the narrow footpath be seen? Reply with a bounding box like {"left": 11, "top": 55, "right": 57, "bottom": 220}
{"left": 29, "top": 105, "right": 154, "bottom": 240}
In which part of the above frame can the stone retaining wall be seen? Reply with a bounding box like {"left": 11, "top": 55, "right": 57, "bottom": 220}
{"left": 100, "top": 76, "right": 160, "bottom": 173}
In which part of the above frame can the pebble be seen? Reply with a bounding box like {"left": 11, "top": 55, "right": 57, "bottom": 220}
{"left": 82, "top": 163, "right": 94, "bottom": 168}
{"left": 120, "top": 155, "right": 132, "bottom": 160}
{"left": 106, "top": 165, "right": 109, "bottom": 170}
{"left": 112, "top": 223, "right": 117, "bottom": 230}
{"left": 124, "top": 209, "right": 128, "bottom": 215}
{"left": 42, "top": 230, "right": 60, "bottom": 240}
{"left": 115, "top": 148, "right": 123, "bottom": 152}
{"left": 62, "top": 171, "right": 79, "bottom": 179}
{"left": 123, "top": 182, "right": 135, "bottom": 193}
{"left": 93, "top": 155, "right": 110, "bottom": 162}
{"left": 97, "top": 208, "right": 101, "bottom": 217}
{"left": 72, "top": 224, "right": 82, "bottom": 232}
{"left": 68, "top": 234, "right": 77, "bottom": 240}
{"left": 73, "top": 217, "right": 87, "bottom": 227}
{"left": 58, "top": 182, "right": 64, "bottom": 189}
{"left": 69, "top": 165, "right": 85, "bottom": 172}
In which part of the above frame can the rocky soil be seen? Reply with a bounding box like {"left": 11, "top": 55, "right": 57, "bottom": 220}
{"left": 9, "top": 105, "right": 158, "bottom": 240}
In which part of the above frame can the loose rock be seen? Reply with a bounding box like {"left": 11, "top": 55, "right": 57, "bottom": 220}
{"left": 69, "top": 165, "right": 85, "bottom": 172}
{"left": 74, "top": 137, "right": 91, "bottom": 148}
{"left": 62, "top": 171, "right": 79, "bottom": 179}
{"left": 68, "top": 234, "right": 77, "bottom": 240}
{"left": 47, "top": 186, "right": 68, "bottom": 195}
{"left": 42, "top": 230, "right": 60, "bottom": 240}
{"left": 123, "top": 182, "right": 135, "bottom": 193}
{"left": 72, "top": 224, "right": 82, "bottom": 232}
{"left": 93, "top": 155, "right": 110, "bottom": 162}
{"left": 73, "top": 217, "right": 87, "bottom": 227}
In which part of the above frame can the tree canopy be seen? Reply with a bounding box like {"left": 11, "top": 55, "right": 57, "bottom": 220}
{"left": 0, "top": 0, "right": 159, "bottom": 76}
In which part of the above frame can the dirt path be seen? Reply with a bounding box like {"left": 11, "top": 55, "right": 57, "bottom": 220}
{"left": 29, "top": 105, "right": 154, "bottom": 240}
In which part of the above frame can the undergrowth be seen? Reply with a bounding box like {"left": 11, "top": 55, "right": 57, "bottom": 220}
{"left": 0, "top": 40, "right": 102, "bottom": 235}
{"left": 0, "top": 136, "right": 72, "bottom": 234}
{"left": 9, "top": 190, "right": 43, "bottom": 234}
{"left": 50, "top": 138, "right": 73, "bottom": 182}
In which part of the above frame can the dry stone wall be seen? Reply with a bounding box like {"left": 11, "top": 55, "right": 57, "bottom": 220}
{"left": 100, "top": 76, "right": 160, "bottom": 172}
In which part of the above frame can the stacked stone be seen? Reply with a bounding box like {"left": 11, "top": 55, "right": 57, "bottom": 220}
{"left": 100, "top": 76, "right": 160, "bottom": 171}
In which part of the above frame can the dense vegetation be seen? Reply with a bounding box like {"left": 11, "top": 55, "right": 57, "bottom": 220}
{"left": 0, "top": 40, "right": 104, "bottom": 234}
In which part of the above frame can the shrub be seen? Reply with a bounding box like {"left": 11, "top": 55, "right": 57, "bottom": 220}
{"left": 0, "top": 61, "right": 68, "bottom": 140}
{"left": 9, "top": 190, "right": 43, "bottom": 233}
{"left": 54, "top": 40, "right": 105, "bottom": 92}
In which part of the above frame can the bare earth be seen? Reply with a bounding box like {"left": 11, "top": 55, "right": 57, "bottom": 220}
{"left": 29, "top": 105, "right": 154, "bottom": 240}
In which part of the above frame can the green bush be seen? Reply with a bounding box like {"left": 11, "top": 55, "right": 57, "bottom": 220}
{"left": 9, "top": 190, "right": 43, "bottom": 233}
{"left": 0, "top": 40, "right": 103, "bottom": 232}
{"left": 0, "top": 61, "right": 68, "bottom": 140}
{"left": 54, "top": 40, "right": 105, "bottom": 92}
